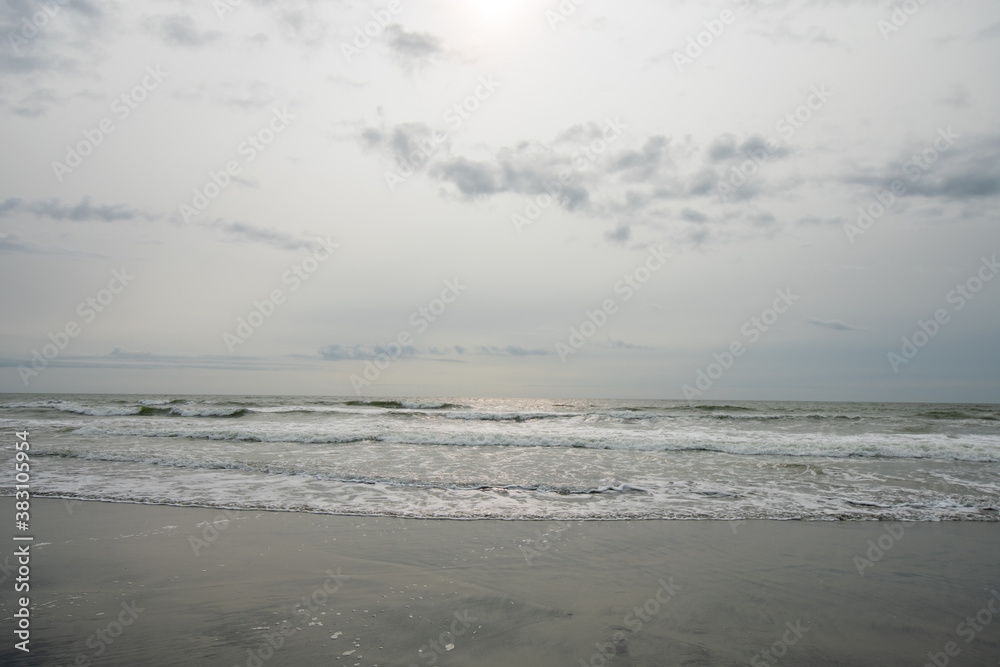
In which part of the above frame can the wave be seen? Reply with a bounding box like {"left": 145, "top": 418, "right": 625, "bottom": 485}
{"left": 62, "top": 423, "right": 1000, "bottom": 461}
{"left": 167, "top": 407, "right": 248, "bottom": 418}
{"left": 25, "top": 449, "right": 648, "bottom": 496}
{"left": 0, "top": 400, "right": 249, "bottom": 418}
{"left": 916, "top": 410, "right": 998, "bottom": 421}
{"left": 710, "top": 413, "right": 863, "bottom": 421}
{"left": 342, "top": 400, "right": 464, "bottom": 410}
{"left": 443, "top": 411, "right": 583, "bottom": 422}
{"left": 0, "top": 400, "right": 146, "bottom": 416}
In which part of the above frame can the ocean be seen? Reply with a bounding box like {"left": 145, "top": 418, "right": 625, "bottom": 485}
{"left": 1, "top": 394, "right": 998, "bottom": 521}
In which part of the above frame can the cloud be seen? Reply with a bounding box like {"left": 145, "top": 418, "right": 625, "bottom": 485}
{"left": 707, "top": 134, "right": 790, "bottom": 165}
{"left": 197, "top": 219, "right": 320, "bottom": 251}
{"left": 360, "top": 122, "right": 448, "bottom": 170}
{"left": 844, "top": 134, "right": 1000, "bottom": 200}
{"left": 10, "top": 88, "right": 59, "bottom": 117}
{"left": 0, "top": 232, "right": 107, "bottom": 257}
{"left": 905, "top": 137, "right": 1000, "bottom": 198}
{"left": 216, "top": 80, "right": 279, "bottom": 109}
{"left": 796, "top": 215, "right": 843, "bottom": 226}
{"left": 0, "top": 197, "right": 21, "bottom": 215}
{"left": 681, "top": 207, "right": 708, "bottom": 223}
{"left": 975, "top": 20, "right": 1000, "bottom": 40}
{"left": 592, "top": 337, "right": 650, "bottom": 350}
{"left": 0, "top": 0, "right": 109, "bottom": 113}
{"left": 807, "top": 318, "right": 867, "bottom": 332}
{"left": 474, "top": 345, "right": 550, "bottom": 356}
{"left": 319, "top": 344, "right": 417, "bottom": 361}
{"left": 0, "top": 197, "right": 320, "bottom": 251}
{"left": 0, "top": 350, "right": 310, "bottom": 373}
{"left": 354, "top": 117, "right": 848, "bottom": 246}
{"left": 610, "top": 136, "right": 671, "bottom": 182}
{"left": 0, "top": 197, "right": 154, "bottom": 222}
{"left": 605, "top": 225, "right": 631, "bottom": 243}
{"left": 319, "top": 343, "right": 551, "bottom": 361}
{"left": 431, "top": 157, "right": 501, "bottom": 197}
{"left": 145, "top": 15, "right": 220, "bottom": 48}
{"left": 942, "top": 85, "right": 971, "bottom": 109}
{"left": 746, "top": 22, "right": 842, "bottom": 47}
{"left": 384, "top": 25, "right": 443, "bottom": 65}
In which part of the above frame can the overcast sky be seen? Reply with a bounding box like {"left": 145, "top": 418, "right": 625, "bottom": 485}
{"left": 1, "top": 0, "right": 998, "bottom": 402}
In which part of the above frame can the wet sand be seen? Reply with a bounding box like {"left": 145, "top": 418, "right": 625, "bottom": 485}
{"left": 1, "top": 498, "right": 998, "bottom": 666}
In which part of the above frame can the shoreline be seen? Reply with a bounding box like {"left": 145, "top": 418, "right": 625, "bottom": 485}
{"left": 2, "top": 498, "right": 999, "bottom": 666}
{"left": 16, "top": 494, "right": 1000, "bottom": 522}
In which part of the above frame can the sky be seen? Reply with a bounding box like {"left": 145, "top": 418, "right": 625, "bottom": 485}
{"left": 0, "top": 0, "right": 998, "bottom": 402}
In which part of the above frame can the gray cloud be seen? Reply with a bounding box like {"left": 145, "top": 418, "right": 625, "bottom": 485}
{"left": 0, "top": 232, "right": 106, "bottom": 258}
{"left": 145, "top": 15, "right": 221, "bottom": 48}
{"left": 319, "top": 344, "right": 418, "bottom": 361}
{"left": 611, "top": 136, "right": 671, "bottom": 182}
{"left": 319, "top": 343, "right": 551, "bottom": 360}
{"left": 797, "top": 215, "right": 843, "bottom": 226}
{"left": 196, "top": 219, "right": 319, "bottom": 251}
{"left": 384, "top": 24, "right": 443, "bottom": 64}
{"left": 432, "top": 158, "right": 501, "bottom": 197}
{"left": 845, "top": 134, "right": 1000, "bottom": 200}
{"left": 359, "top": 120, "right": 809, "bottom": 242}
{"left": 360, "top": 122, "right": 448, "bottom": 170}
{"left": 807, "top": 318, "right": 868, "bottom": 332}
{"left": 0, "top": 197, "right": 154, "bottom": 222}
{"left": 976, "top": 20, "right": 1000, "bottom": 40}
{"left": 0, "top": 197, "right": 318, "bottom": 252}
{"left": 0, "top": 0, "right": 109, "bottom": 113}
{"left": 0, "top": 350, "right": 308, "bottom": 373}
{"left": 681, "top": 207, "right": 708, "bottom": 223}
{"left": 10, "top": 88, "right": 59, "bottom": 117}
{"left": 474, "top": 346, "right": 550, "bottom": 356}
{"left": 592, "top": 338, "right": 651, "bottom": 350}
{"left": 605, "top": 225, "right": 631, "bottom": 243}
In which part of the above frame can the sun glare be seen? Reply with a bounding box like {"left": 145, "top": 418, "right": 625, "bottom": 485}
{"left": 467, "top": 0, "right": 522, "bottom": 25}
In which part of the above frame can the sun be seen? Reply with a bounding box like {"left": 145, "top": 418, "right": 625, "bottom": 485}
{"left": 467, "top": 0, "right": 522, "bottom": 25}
